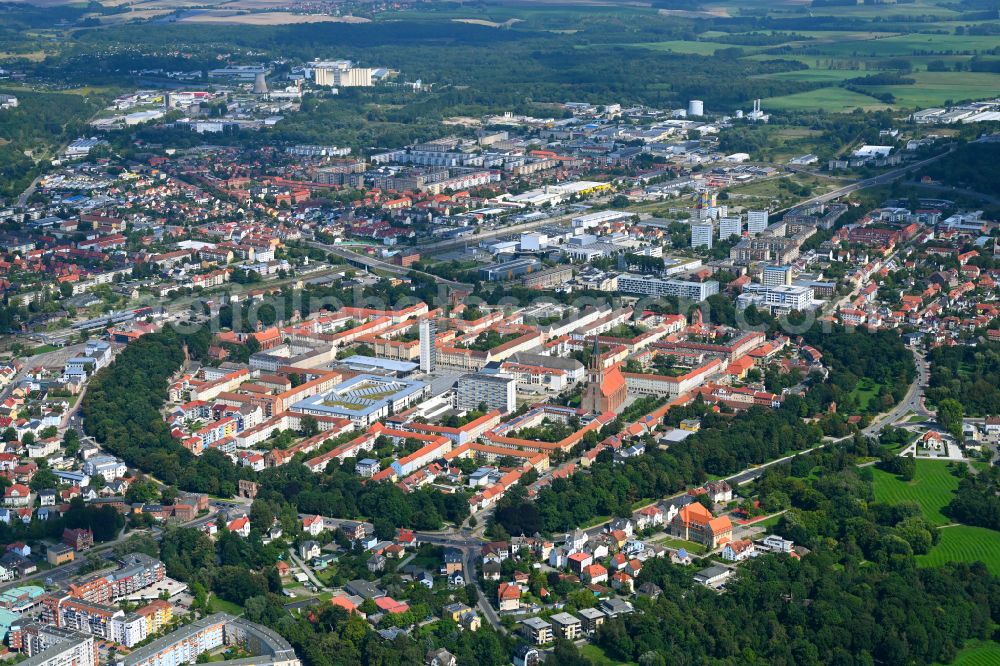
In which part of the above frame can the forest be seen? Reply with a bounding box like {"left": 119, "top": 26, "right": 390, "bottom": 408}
{"left": 564, "top": 443, "right": 1000, "bottom": 666}
{"left": 946, "top": 467, "right": 1000, "bottom": 531}
{"left": 0, "top": 496, "right": 124, "bottom": 545}
{"left": 0, "top": 88, "right": 105, "bottom": 198}
{"left": 800, "top": 326, "right": 917, "bottom": 424}
{"left": 493, "top": 397, "right": 823, "bottom": 537}
{"left": 37, "top": 18, "right": 819, "bottom": 112}
{"left": 926, "top": 340, "right": 1000, "bottom": 415}
{"left": 920, "top": 142, "right": 1000, "bottom": 196}
{"left": 80, "top": 325, "right": 248, "bottom": 496}
{"left": 493, "top": 325, "right": 913, "bottom": 536}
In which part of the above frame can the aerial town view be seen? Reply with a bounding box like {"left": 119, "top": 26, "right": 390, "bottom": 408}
{"left": 1, "top": 0, "right": 1000, "bottom": 664}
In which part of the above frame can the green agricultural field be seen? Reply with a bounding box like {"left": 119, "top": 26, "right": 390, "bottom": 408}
{"left": 917, "top": 525, "right": 1000, "bottom": 576}
{"left": 859, "top": 71, "right": 1000, "bottom": 108}
{"left": 621, "top": 40, "right": 757, "bottom": 55}
{"left": 762, "top": 87, "right": 891, "bottom": 113}
{"left": 759, "top": 68, "right": 866, "bottom": 83}
{"left": 792, "top": 2, "right": 959, "bottom": 19}
{"left": 785, "top": 30, "right": 901, "bottom": 42}
{"left": 871, "top": 460, "right": 959, "bottom": 525}
{"left": 938, "top": 640, "right": 1000, "bottom": 666}
{"left": 817, "top": 33, "right": 1000, "bottom": 58}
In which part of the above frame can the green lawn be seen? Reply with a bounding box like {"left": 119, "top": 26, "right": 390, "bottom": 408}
{"left": 580, "top": 644, "right": 638, "bottom": 666}
{"left": 752, "top": 513, "right": 785, "bottom": 529}
{"left": 580, "top": 514, "right": 612, "bottom": 529}
{"left": 918, "top": 525, "right": 1000, "bottom": 576}
{"left": 849, "top": 378, "right": 882, "bottom": 411}
{"left": 871, "top": 460, "right": 960, "bottom": 525}
{"left": 28, "top": 344, "right": 59, "bottom": 355}
{"left": 762, "top": 87, "right": 891, "bottom": 113}
{"left": 937, "top": 640, "right": 1000, "bottom": 666}
{"left": 655, "top": 535, "right": 707, "bottom": 555}
{"left": 207, "top": 595, "right": 243, "bottom": 615}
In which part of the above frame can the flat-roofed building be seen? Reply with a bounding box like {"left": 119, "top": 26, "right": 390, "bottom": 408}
{"left": 577, "top": 607, "right": 606, "bottom": 634}
{"left": 549, "top": 612, "right": 582, "bottom": 640}
{"left": 617, "top": 275, "right": 719, "bottom": 302}
{"left": 11, "top": 626, "right": 97, "bottom": 666}
{"left": 747, "top": 210, "right": 768, "bottom": 234}
{"left": 519, "top": 617, "right": 552, "bottom": 645}
{"left": 120, "top": 613, "right": 299, "bottom": 666}
{"left": 480, "top": 258, "right": 543, "bottom": 282}
{"left": 691, "top": 222, "right": 713, "bottom": 249}
{"left": 457, "top": 373, "right": 517, "bottom": 414}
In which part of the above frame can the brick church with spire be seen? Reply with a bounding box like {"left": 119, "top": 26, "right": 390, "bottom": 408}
{"left": 581, "top": 335, "right": 627, "bottom": 414}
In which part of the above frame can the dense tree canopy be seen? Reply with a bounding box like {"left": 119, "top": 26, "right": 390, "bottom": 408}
{"left": 572, "top": 446, "right": 1000, "bottom": 666}
{"left": 926, "top": 342, "right": 1000, "bottom": 416}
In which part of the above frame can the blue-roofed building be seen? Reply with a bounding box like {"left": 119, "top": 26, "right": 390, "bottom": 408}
{"left": 54, "top": 470, "right": 90, "bottom": 487}
{"left": 0, "top": 608, "right": 18, "bottom": 640}
{"left": 334, "top": 355, "right": 418, "bottom": 377}
{"left": 0, "top": 585, "right": 45, "bottom": 614}
{"left": 291, "top": 374, "right": 428, "bottom": 429}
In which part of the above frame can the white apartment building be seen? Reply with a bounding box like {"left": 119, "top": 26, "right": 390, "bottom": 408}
{"left": 82, "top": 456, "right": 128, "bottom": 480}
{"left": 762, "top": 265, "right": 793, "bottom": 287}
{"left": 719, "top": 217, "right": 742, "bottom": 240}
{"left": 691, "top": 222, "right": 713, "bottom": 249}
{"left": 419, "top": 320, "right": 436, "bottom": 373}
{"left": 457, "top": 373, "right": 517, "bottom": 414}
{"left": 737, "top": 284, "right": 815, "bottom": 315}
{"left": 111, "top": 615, "right": 148, "bottom": 648}
{"left": 617, "top": 275, "right": 719, "bottom": 302}
{"left": 747, "top": 210, "right": 769, "bottom": 234}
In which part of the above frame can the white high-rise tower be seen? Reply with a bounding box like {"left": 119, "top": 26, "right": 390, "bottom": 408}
{"left": 419, "top": 320, "right": 436, "bottom": 373}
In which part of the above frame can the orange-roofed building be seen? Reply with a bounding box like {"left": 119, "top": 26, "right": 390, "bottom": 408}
{"left": 581, "top": 563, "right": 608, "bottom": 584}
{"left": 374, "top": 597, "right": 409, "bottom": 614}
{"left": 567, "top": 551, "right": 592, "bottom": 573}
{"left": 498, "top": 582, "right": 521, "bottom": 611}
{"left": 135, "top": 599, "right": 173, "bottom": 635}
{"left": 668, "top": 502, "right": 732, "bottom": 549}
{"left": 331, "top": 595, "right": 363, "bottom": 616}
{"left": 581, "top": 336, "right": 627, "bottom": 414}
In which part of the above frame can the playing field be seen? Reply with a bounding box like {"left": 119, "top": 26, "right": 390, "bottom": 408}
{"left": 762, "top": 87, "right": 891, "bottom": 113}
{"left": 871, "top": 460, "right": 959, "bottom": 525}
{"left": 938, "top": 640, "right": 1000, "bottom": 666}
{"left": 917, "top": 525, "right": 1000, "bottom": 576}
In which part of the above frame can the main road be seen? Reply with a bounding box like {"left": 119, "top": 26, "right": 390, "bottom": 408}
{"left": 780, "top": 147, "right": 955, "bottom": 213}
{"left": 306, "top": 240, "right": 474, "bottom": 291}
